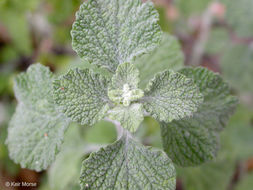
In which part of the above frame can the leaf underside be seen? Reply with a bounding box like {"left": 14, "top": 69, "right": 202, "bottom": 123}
{"left": 80, "top": 135, "right": 176, "bottom": 190}
{"left": 71, "top": 0, "right": 162, "bottom": 72}
{"left": 6, "top": 64, "right": 69, "bottom": 171}
{"left": 161, "top": 67, "right": 238, "bottom": 166}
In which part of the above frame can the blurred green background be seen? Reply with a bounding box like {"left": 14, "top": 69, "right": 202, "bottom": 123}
{"left": 0, "top": 0, "right": 252, "bottom": 189}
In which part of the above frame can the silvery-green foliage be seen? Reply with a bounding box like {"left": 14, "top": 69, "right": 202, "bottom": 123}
{"left": 6, "top": 0, "right": 238, "bottom": 189}
{"left": 80, "top": 134, "right": 176, "bottom": 190}
{"left": 71, "top": 0, "right": 162, "bottom": 72}
{"left": 178, "top": 105, "right": 253, "bottom": 190}
{"left": 107, "top": 63, "right": 144, "bottom": 132}
{"left": 6, "top": 64, "right": 70, "bottom": 171}
{"left": 161, "top": 68, "right": 238, "bottom": 166}
{"left": 53, "top": 68, "right": 111, "bottom": 126}
{"left": 143, "top": 70, "right": 203, "bottom": 123}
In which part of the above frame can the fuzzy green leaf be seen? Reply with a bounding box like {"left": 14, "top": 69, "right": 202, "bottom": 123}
{"left": 6, "top": 64, "right": 69, "bottom": 171}
{"left": 179, "top": 67, "right": 238, "bottom": 132}
{"left": 143, "top": 70, "right": 203, "bottom": 123}
{"left": 160, "top": 121, "right": 219, "bottom": 167}
{"left": 108, "top": 104, "right": 144, "bottom": 132}
{"left": 53, "top": 68, "right": 110, "bottom": 126}
{"left": 136, "top": 33, "right": 184, "bottom": 88}
{"left": 80, "top": 134, "right": 176, "bottom": 190}
{"left": 161, "top": 67, "right": 238, "bottom": 166}
{"left": 111, "top": 62, "right": 140, "bottom": 90}
{"left": 71, "top": 0, "right": 162, "bottom": 72}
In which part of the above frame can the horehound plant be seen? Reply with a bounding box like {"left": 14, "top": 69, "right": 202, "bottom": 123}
{"left": 6, "top": 0, "right": 238, "bottom": 189}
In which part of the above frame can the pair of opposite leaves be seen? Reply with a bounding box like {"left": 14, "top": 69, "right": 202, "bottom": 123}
{"left": 6, "top": 0, "right": 238, "bottom": 189}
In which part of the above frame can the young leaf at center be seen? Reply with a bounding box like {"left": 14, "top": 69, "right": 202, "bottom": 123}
{"left": 108, "top": 63, "right": 144, "bottom": 132}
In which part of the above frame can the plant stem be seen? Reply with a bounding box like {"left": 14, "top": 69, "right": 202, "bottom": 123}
{"left": 105, "top": 117, "right": 124, "bottom": 139}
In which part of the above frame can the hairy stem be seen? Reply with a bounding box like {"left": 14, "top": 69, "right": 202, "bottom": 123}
{"left": 83, "top": 144, "right": 106, "bottom": 154}
{"left": 105, "top": 117, "right": 124, "bottom": 139}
